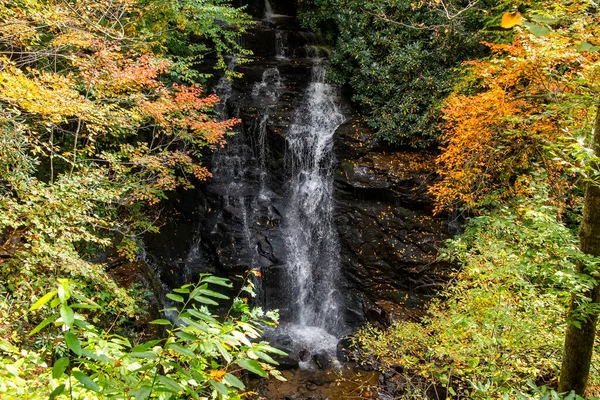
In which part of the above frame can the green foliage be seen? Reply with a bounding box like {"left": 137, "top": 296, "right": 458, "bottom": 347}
{"left": 0, "top": 0, "right": 250, "bottom": 349}
{"left": 0, "top": 275, "right": 285, "bottom": 399}
{"left": 352, "top": 185, "right": 600, "bottom": 398}
{"left": 299, "top": 0, "right": 500, "bottom": 146}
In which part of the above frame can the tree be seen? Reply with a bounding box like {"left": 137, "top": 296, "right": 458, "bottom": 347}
{"left": 298, "top": 0, "right": 495, "bottom": 147}
{"left": 0, "top": 0, "right": 249, "bottom": 355}
{"left": 559, "top": 104, "right": 600, "bottom": 395}
{"left": 434, "top": 3, "right": 600, "bottom": 394}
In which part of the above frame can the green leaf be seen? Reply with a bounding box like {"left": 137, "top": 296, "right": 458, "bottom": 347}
{"left": 81, "top": 350, "right": 104, "bottom": 362}
{"left": 180, "top": 317, "right": 210, "bottom": 333}
{"left": 73, "top": 320, "right": 93, "bottom": 330}
{"left": 71, "top": 303, "right": 101, "bottom": 310}
{"left": 209, "top": 380, "right": 229, "bottom": 396}
{"left": 150, "top": 319, "right": 173, "bottom": 325}
{"left": 64, "top": 332, "right": 82, "bottom": 356}
{"left": 523, "top": 21, "right": 550, "bottom": 37}
{"left": 198, "top": 289, "right": 229, "bottom": 299}
{"left": 29, "top": 291, "right": 57, "bottom": 311}
{"left": 73, "top": 370, "right": 100, "bottom": 392}
{"left": 52, "top": 357, "right": 69, "bottom": 379}
{"left": 216, "top": 342, "right": 232, "bottom": 363}
{"left": 131, "top": 339, "right": 163, "bottom": 353}
{"left": 186, "top": 308, "right": 217, "bottom": 323}
{"left": 236, "top": 358, "right": 267, "bottom": 377}
{"left": 157, "top": 375, "right": 182, "bottom": 393}
{"left": 223, "top": 373, "right": 245, "bottom": 389}
{"left": 260, "top": 344, "right": 287, "bottom": 356}
{"left": 167, "top": 343, "right": 195, "bottom": 358}
{"left": 575, "top": 42, "right": 600, "bottom": 53}
{"left": 129, "top": 351, "right": 158, "bottom": 359}
{"left": 201, "top": 276, "right": 232, "bottom": 287}
{"left": 58, "top": 284, "right": 69, "bottom": 303}
{"left": 192, "top": 295, "right": 218, "bottom": 306}
{"left": 49, "top": 384, "right": 65, "bottom": 400}
{"left": 60, "top": 305, "right": 75, "bottom": 328}
{"left": 530, "top": 14, "right": 556, "bottom": 24}
{"left": 253, "top": 350, "right": 278, "bottom": 365}
{"left": 175, "top": 331, "right": 201, "bottom": 341}
{"left": 166, "top": 293, "right": 184, "bottom": 303}
{"left": 28, "top": 314, "right": 59, "bottom": 336}
{"left": 130, "top": 386, "right": 152, "bottom": 400}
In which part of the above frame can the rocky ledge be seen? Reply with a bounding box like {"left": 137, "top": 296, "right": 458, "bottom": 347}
{"left": 334, "top": 118, "right": 453, "bottom": 326}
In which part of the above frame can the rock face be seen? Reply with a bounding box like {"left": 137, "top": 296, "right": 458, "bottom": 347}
{"left": 334, "top": 119, "right": 452, "bottom": 324}
{"left": 144, "top": 0, "right": 451, "bottom": 330}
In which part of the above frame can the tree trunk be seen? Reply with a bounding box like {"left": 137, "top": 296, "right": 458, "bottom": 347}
{"left": 559, "top": 104, "right": 600, "bottom": 395}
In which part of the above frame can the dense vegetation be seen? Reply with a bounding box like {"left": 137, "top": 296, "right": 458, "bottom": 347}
{"left": 340, "top": 0, "right": 600, "bottom": 398}
{"left": 3, "top": 0, "right": 600, "bottom": 399}
{"left": 0, "top": 0, "right": 287, "bottom": 398}
{"left": 299, "top": 0, "right": 504, "bottom": 146}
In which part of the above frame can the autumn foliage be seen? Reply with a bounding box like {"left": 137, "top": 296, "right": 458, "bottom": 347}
{"left": 0, "top": 0, "right": 247, "bottom": 345}
{"left": 432, "top": 28, "right": 600, "bottom": 213}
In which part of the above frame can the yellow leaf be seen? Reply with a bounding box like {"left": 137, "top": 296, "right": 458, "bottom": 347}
{"left": 209, "top": 369, "right": 226, "bottom": 382}
{"left": 500, "top": 12, "right": 522, "bottom": 29}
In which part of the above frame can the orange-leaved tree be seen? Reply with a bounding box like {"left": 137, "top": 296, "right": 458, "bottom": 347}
{"left": 432, "top": 2, "right": 600, "bottom": 395}
{"left": 431, "top": 26, "right": 600, "bottom": 214}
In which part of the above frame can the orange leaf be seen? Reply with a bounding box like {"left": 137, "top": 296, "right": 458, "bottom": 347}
{"left": 500, "top": 12, "right": 522, "bottom": 29}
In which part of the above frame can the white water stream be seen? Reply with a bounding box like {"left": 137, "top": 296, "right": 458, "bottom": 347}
{"left": 277, "top": 62, "right": 347, "bottom": 362}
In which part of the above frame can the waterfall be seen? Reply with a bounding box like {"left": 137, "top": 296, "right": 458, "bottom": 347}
{"left": 178, "top": 2, "right": 350, "bottom": 367}
{"left": 251, "top": 67, "right": 281, "bottom": 199}
{"left": 269, "top": 62, "right": 347, "bottom": 363}
{"left": 275, "top": 31, "right": 288, "bottom": 59}
{"left": 264, "top": 0, "right": 274, "bottom": 20}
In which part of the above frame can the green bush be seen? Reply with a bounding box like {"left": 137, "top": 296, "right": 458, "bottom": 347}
{"left": 299, "top": 0, "right": 499, "bottom": 147}
{"left": 0, "top": 274, "right": 284, "bottom": 399}
{"left": 352, "top": 187, "right": 600, "bottom": 398}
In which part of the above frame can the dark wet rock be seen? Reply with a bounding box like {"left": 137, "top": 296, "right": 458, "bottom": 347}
{"left": 299, "top": 349, "right": 311, "bottom": 362}
{"left": 334, "top": 117, "right": 453, "bottom": 317}
{"left": 378, "top": 392, "right": 395, "bottom": 400}
{"left": 275, "top": 354, "right": 301, "bottom": 371}
{"left": 308, "top": 375, "right": 332, "bottom": 386}
{"left": 274, "top": 333, "right": 293, "bottom": 347}
{"left": 336, "top": 336, "right": 353, "bottom": 363}
{"left": 312, "top": 350, "right": 331, "bottom": 370}
{"left": 365, "top": 303, "right": 390, "bottom": 327}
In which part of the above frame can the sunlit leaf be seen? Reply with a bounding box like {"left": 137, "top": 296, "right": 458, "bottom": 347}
{"left": 500, "top": 12, "right": 522, "bottom": 29}
{"left": 575, "top": 42, "right": 600, "bottom": 53}
{"left": 73, "top": 370, "right": 100, "bottom": 392}
{"left": 29, "top": 291, "right": 57, "bottom": 311}
{"left": 223, "top": 373, "right": 245, "bottom": 389}
{"left": 28, "top": 314, "right": 59, "bottom": 336}
{"left": 52, "top": 357, "right": 69, "bottom": 379}
{"left": 49, "top": 384, "right": 65, "bottom": 400}
{"left": 236, "top": 358, "right": 267, "bottom": 377}
{"left": 150, "top": 319, "right": 173, "bottom": 325}
{"left": 64, "top": 332, "right": 82, "bottom": 356}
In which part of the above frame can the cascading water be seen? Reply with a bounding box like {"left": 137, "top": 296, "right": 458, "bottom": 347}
{"left": 270, "top": 61, "right": 347, "bottom": 365}
{"left": 284, "top": 63, "right": 345, "bottom": 332}
{"left": 264, "top": 0, "right": 275, "bottom": 20}
{"left": 178, "top": 0, "right": 351, "bottom": 368}
{"left": 251, "top": 68, "right": 281, "bottom": 197}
